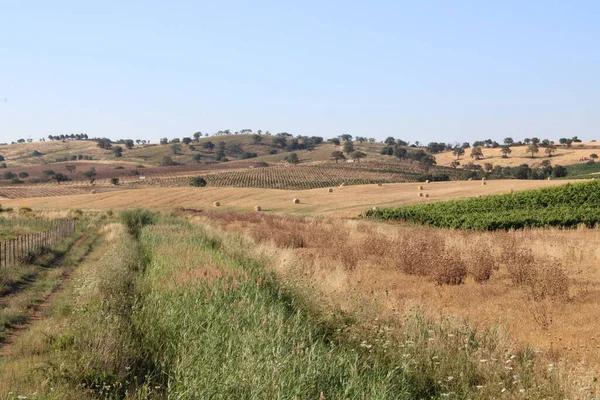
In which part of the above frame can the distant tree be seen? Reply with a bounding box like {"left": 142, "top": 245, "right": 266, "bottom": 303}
{"left": 171, "top": 143, "right": 182, "bottom": 155}
{"left": 523, "top": 138, "right": 531, "bottom": 145}
{"left": 452, "top": 147, "right": 465, "bottom": 160}
{"left": 394, "top": 146, "right": 407, "bottom": 159}
{"left": 470, "top": 146, "right": 484, "bottom": 160}
{"left": 0, "top": 155, "right": 4, "bottom": 161}
{"left": 530, "top": 137, "right": 540, "bottom": 145}
{"left": 590, "top": 153, "right": 598, "bottom": 162}
{"left": 203, "top": 141, "right": 215, "bottom": 152}
{"left": 113, "top": 146, "right": 123, "bottom": 158}
{"left": 500, "top": 145, "right": 512, "bottom": 158}
{"left": 159, "top": 156, "right": 179, "bottom": 166}
{"left": 215, "top": 149, "right": 226, "bottom": 162}
{"left": 527, "top": 143, "right": 539, "bottom": 158}
{"left": 81, "top": 167, "right": 97, "bottom": 183}
{"left": 160, "top": 137, "right": 169, "bottom": 145}
{"left": 190, "top": 176, "right": 207, "bottom": 187}
{"left": 503, "top": 137, "right": 514, "bottom": 146}
{"left": 170, "top": 138, "right": 181, "bottom": 144}
{"left": 351, "top": 151, "right": 367, "bottom": 163}
{"left": 565, "top": 139, "right": 573, "bottom": 148}
{"left": 18, "top": 171, "right": 29, "bottom": 178}
{"left": 450, "top": 160, "right": 460, "bottom": 169}
{"left": 483, "top": 162, "right": 493, "bottom": 172}
{"left": 368, "top": 138, "right": 376, "bottom": 144}
{"left": 544, "top": 144, "right": 556, "bottom": 157}
{"left": 461, "top": 142, "right": 470, "bottom": 149}
{"left": 338, "top": 134, "right": 353, "bottom": 142}
{"left": 110, "top": 177, "right": 120, "bottom": 186}
{"left": 193, "top": 132, "right": 202, "bottom": 141}
{"left": 52, "top": 173, "right": 70, "bottom": 184}
{"left": 2, "top": 171, "right": 16, "bottom": 179}
{"left": 182, "top": 137, "right": 192, "bottom": 145}
{"left": 123, "top": 139, "right": 134, "bottom": 149}
{"left": 552, "top": 165, "right": 568, "bottom": 178}
{"left": 284, "top": 152, "right": 299, "bottom": 164}
{"left": 31, "top": 150, "right": 42, "bottom": 157}
{"left": 329, "top": 138, "right": 341, "bottom": 146}
{"left": 0, "top": 163, "right": 6, "bottom": 169}
{"left": 96, "top": 138, "right": 112, "bottom": 149}
{"left": 41, "top": 169, "right": 56, "bottom": 177}
{"left": 17, "top": 139, "right": 25, "bottom": 143}
{"left": 252, "top": 134, "right": 263, "bottom": 145}
{"left": 331, "top": 151, "right": 346, "bottom": 163}
{"left": 419, "top": 155, "right": 437, "bottom": 171}
{"left": 343, "top": 141, "right": 355, "bottom": 154}
{"left": 572, "top": 136, "right": 582, "bottom": 143}
{"left": 192, "top": 153, "right": 202, "bottom": 163}
{"left": 384, "top": 137, "right": 396, "bottom": 146}
{"left": 356, "top": 136, "right": 366, "bottom": 143}
{"left": 65, "top": 165, "right": 77, "bottom": 174}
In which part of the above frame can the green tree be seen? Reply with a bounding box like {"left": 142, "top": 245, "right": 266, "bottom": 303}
{"left": 351, "top": 151, "right": 367, "bottom": 163}
{"left": 544, "top": 144, "right": 556, "bottom": 157}
{"left": 503, "top": 137, "right": 514, "bottom": 146}
{"left": 343, "top": 141, "right": 355, "bottom": 154}
{"left": 452, "top": 147, "right": 465, "bottom": 160}
{"left": 113, "top": 146, "right": 123, "bottom": 157}
{"left": 470, "top": 146, "right": 484, "bottom": 160}
{"left": 284, "top": 152, "right": 299, "bottom": 164}
{"left": 450, "top": 160, "right": 460, "bottom": 169}
{"left": 65, "top": 165, "right": 77, "bottom": 174}
{"left": 330, "top": 151, "right": 346, "bottom": 163}
{"left": 111, "top": 177, "right": 120, "bottom": 186}
{"left": 124, "top": 139, "right": 134, "bottom": 149}
{"left": 18, "top": 171, "right": 29, "bottom": 178}
{"left": 590, "top": 153, "right": 598, "bottom": 162}
{"left": 203, "top": 141, "right": 215, "bottom": 152}
{"left": 0, "top": 155, "right": 4, "bottom": 161}
{"left": 528, "top": 143, "right": 539, "bottom": 158}
{"left": 252, "top": 135, "right": 263, "bottom": 144}
{"left": 500, "top": 145, "right": 512, "bottom": 158}
{"left": 190, "top": 176, "right": 207, "bottom": 187}
{"left": 384, "top": 136, "right": 396, "bottom": 146}
{"left": 171, "top": 143, "right": 182, "bottom": 155}
{"left": 160, "top": 137, "right": 169, "bottom": 145}
{"left": 81, "top": 167, "right": 97, "bottom": 183}
{"left": 182, "top": 137, "right": 192, "bottom": 145}
{"left": 192, "top": 153, "right": 202, "bottom": 163}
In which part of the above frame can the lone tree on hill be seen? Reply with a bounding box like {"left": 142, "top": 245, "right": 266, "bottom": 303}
{"left": 590, "top": 153, "right": 598, "bottom": 162}
{"left": 65, "top": 165, "right": 77, "bottom": 174}
{"left": 331, "top": 151, "right": 346, "bottom": 163}
{"left": 500, "top": 145, "right": 512, "bottom": 158}
{"left": 450, "top": 160, "right": 460, "bottom": 168}
{"left": 545, "top": 144, "right": 556, "bottom": 157}
{"left": 528, "top": 143, "right": 539, "bottom": 158}
{"left": 351, "top": 151, "right": 367, "bottom": 163}
{"left": 82, "top": 167, "right": 97, "bottom": 183}
{"left": 113, "top": 146, "right": 123, "bottom": 157}
{"left": 470, "top": 146, "right": 484, "bottom": 160}
{"left": 203, "top": 141, "right": 215, "bottom": 152}
{"left": 452, "top": 147, "right": 465, "bottom": 160}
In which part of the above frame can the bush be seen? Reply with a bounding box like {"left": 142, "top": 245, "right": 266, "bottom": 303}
{"left": 9, "top": 177, "right": 24, "bottom": 184}
{"left": 111, "top": 177, "right": 120, "bottom": 185}
{"left": 120, "top": 209, "right": 158, "bottom": 239}
{"left": 190, "top": 177, "right": 207, "bottom": 187}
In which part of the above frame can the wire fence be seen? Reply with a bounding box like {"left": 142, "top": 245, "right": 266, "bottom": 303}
{"left": 0, "top": 220, "right": 76, "bottom": 267}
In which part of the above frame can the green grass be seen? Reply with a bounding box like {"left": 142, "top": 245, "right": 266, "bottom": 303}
{"left": 564, "top": 161, "right": 600, "bottom": 179}
{"left": 366, "top": 179, "right": 600, "bottom": 230}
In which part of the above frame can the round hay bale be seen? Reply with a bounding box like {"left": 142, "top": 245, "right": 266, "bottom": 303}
{"left": 254, "top": 205, "right": 262, "bottom": 212}
{"left": 213, "top": 201, "right": 220, "bottom": 207}
{"left": 482, "top": 177, "right": 486, "bottom": 181}
{"left": 482, "top": 181, "right": 487, "bottom": 186}
{"left": 372, "top": 206, "right": 380, "bottom": 211}
{"left": 418, "top": 185, "right": 424, "bottom": 190}
{"left": 90, "top": 190, "right": 97, "bottom": 194}
{"left": 425, "top": 180, "right": 430, "bottom": 184}
{"left": 293, "top": 198, "right": 300, "bottom": 204}
{"left": 377, "top": 183, "right": 383, "bottom": 187}
{"left": 418, "top": 192, "right": 424, "bottom": 197}
{"left": 425, "top": 193, "right": 430, "bottom": 198}
{"left": 339, "top": 183, "right": 345, "bottom": 187}
{"left": 328, "top": 188, "right": 334, "bottom": 193}
{"left": 548, "top": 177, "right": 552, "bottom": 180}
{"left": 468, "top": 178, "right": 472, "bottom": 181}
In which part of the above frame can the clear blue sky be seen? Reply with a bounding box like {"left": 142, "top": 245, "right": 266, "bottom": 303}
{"left": 1, "top": 1, "right": 598, "bottom": 144}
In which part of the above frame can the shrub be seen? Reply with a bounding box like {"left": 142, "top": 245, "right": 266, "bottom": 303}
{"left": 19, "top": 206, "right": 33, "bottom": 213}
{"left": 190, "top": 176, "right": 207, "bottom": 187}
{"left": 9, "top": 177, "right": 24, "bottom": 184}
{"left": 111, "top": 177, "right": 120, "bottom": 185}
{"left": 120, "top": 208, "right": 158, "bottom": 239}
{"left": 432, "top": 254, "right": 467, "bottom": 285}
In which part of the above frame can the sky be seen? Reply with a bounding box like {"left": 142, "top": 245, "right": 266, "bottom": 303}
{"left": 1, "top": 1, "right": 599, "bottom": 144}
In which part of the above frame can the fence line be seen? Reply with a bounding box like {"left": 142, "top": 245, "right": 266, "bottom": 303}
{"left": 0, "top": 220, "right": 76, "bottom": 267}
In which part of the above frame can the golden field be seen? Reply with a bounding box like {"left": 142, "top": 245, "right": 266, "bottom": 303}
{"left": 0, "top": 178, "right": 580, "bottom": 217}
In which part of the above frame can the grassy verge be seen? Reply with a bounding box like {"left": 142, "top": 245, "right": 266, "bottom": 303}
{"left": 0, "top": 214, "right": 567, "bottom": 398}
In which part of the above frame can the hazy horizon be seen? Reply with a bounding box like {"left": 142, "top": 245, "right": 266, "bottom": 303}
{"left": 1, "top": 1, "right": 599, "bottom": 144}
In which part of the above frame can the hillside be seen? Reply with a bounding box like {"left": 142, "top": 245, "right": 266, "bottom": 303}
{"left": 435, "top": 142, "right": 600, "bottom": 168}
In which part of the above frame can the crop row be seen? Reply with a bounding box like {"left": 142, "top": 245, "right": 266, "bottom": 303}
{"left": 366, "top": 180, "right": 600, "bottom": 230}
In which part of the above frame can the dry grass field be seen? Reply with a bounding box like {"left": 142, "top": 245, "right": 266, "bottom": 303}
{"left": 0, "top": 179, "right": 578, "bottom": 217}
{"left": 436, "top": 142, "right": 600, "bottom": 168}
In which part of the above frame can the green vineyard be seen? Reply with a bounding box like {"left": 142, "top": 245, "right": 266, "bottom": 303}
{"left": 365, "top": 180, "right": 600, "bottom": 230}
{"left": 130, "top": 162, "right": 468, "bottom": 190}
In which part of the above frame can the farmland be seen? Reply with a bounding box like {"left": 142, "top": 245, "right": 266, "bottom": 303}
{"left": 366, "top": 179, "right": 600, "bottom": 229}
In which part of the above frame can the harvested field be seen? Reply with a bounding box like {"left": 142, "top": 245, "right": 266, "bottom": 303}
{"left": 0, "top": 186, "right": 126, "bottom": 199}
{"left": 0, "top": 179, "right": 578, "bottom": 217}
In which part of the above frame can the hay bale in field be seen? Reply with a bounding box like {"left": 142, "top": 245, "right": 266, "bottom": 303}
{"left": 328, "top": 188, "right": 334, "bottom": 193}
{"left": 293, "top": 198, "right": 300, "bottom": 204}
{"left": 482, "top": 181, "right": 487, "bottom": 186}
{"left": 425, "top": 180, "right": 430, "bottom": 184}
{"left": 377, "top": 183, "right": 383, "bottom": 187}
{"left": 418, "top": 185, "right": 424, "bottom": 190}
{"left": 468, "top": 178, "right": 472, "bottom": 181}
{"left": 372, "top": 206, "right": 380, "bottom": 211}
{"left": 548, "top": 177, "right": 552, "bottom": 180}
{"left": 339, "top": 183, "right": 345, "bottom": 187}
{"left": 90, "top": 190, "right": 96, "bottom": 194}
{"left": 418, "top": 192, "right": 424, "bottom": 197}
{"left": 213, "top": 201, "right": 220, "bottom": 207}
{"left": 254, "top": 205, "right": 262, "bottom": 212}
{"left": 482, "top": 177, "right": 486, "bottom": 181}
{"left": 425, "top": 193, "right": 430, "bottom": 198}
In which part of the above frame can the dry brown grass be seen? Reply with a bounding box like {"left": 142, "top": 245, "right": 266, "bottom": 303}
{"left": 191, "top": 211, "right": 600, "bottom": 396}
